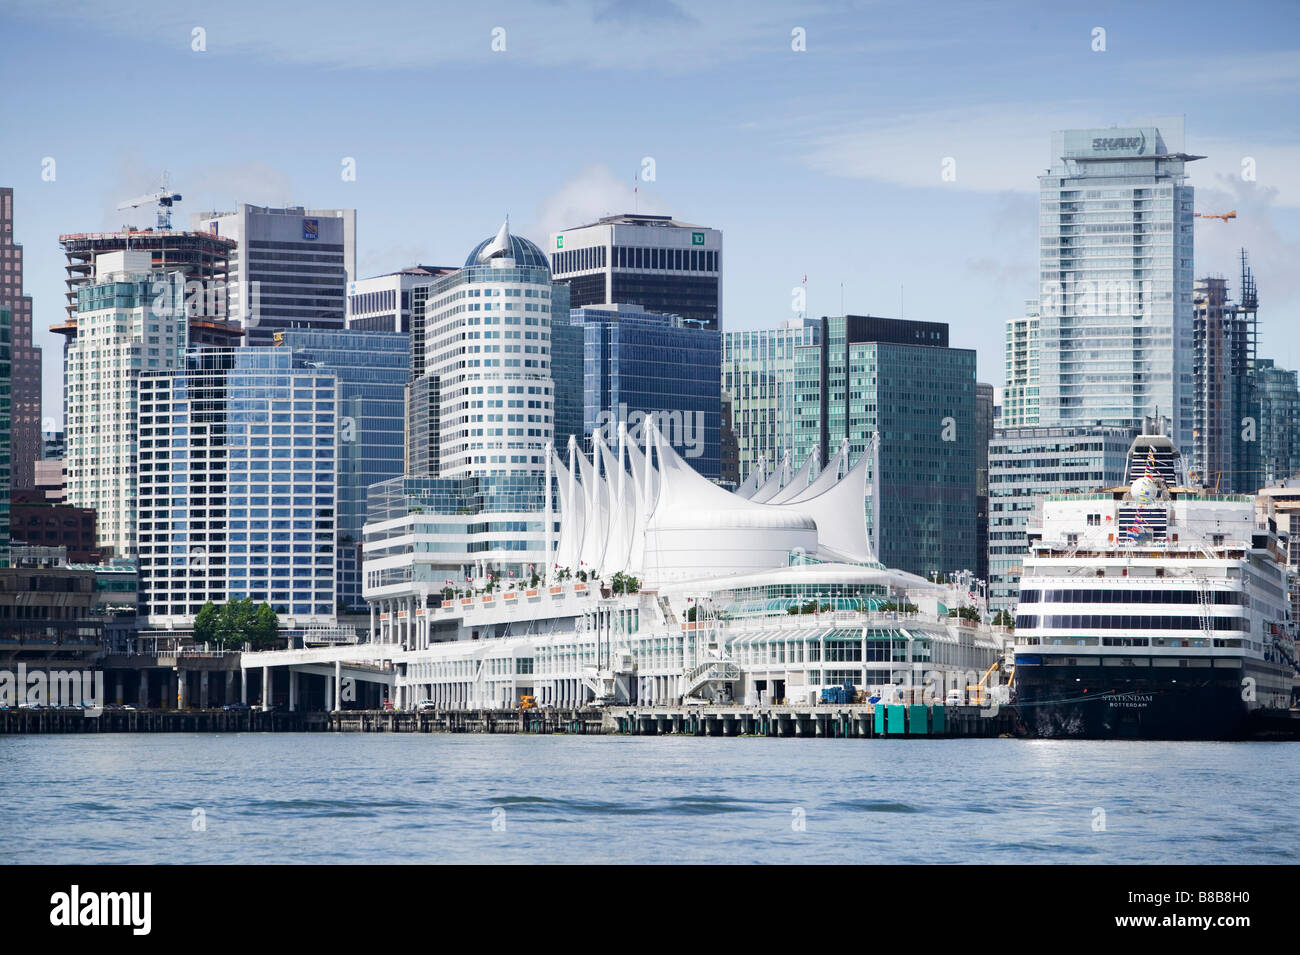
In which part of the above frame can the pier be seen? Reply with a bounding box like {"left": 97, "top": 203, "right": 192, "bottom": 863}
{"left": 606, "top": 703, "right": 1015, "bottom": 738}
{"left": 0, "top": 703, "right": 1016, "bottom": 736}
{"left": 0, "top": 707, "right": 303, "bottom": 734}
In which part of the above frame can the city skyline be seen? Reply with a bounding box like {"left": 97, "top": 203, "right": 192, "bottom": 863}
{"left": 2, "top": 0, "right": 1298, "bottom": 425}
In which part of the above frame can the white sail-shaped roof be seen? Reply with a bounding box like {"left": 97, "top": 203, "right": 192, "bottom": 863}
{"left": 766, "top": 447, "right": 820, "bottom": 504}
{"left": 785, "top": 439, "right": 875, "bottom": 563}
{"left": 596, "top": 435, "right": 634, "bottom": 577}
{"left": 575, "top": 440, "right": 608, "bottom": 572}
{"left": 548, "top": 420, "right": 882, "bottom": 585}
{"left": 623, "top": 437, "right": 655, "bottom": 576}
{"left": 551, "top": 450, "right": 582, "bottom": 572}
{"left": 785, "top": 438, "right": 847, "bottom": 504}
{"left": 749, "top": 450, "right": 791, "bottom": 503}
{"left": 735, "top": 456, "right": 766, "bottom": 499}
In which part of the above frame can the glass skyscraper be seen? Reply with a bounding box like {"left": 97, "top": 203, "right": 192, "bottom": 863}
{"left": 571, "top": 304, "right": 721, "bottom": 480}
{"left": 792, "top": 315, "right": 977, "bottom": 578}
{"left": 1037, "top": 120, "right": 1198, "bottom": 450}
{"left": 1002, "top": 301, "right": 1040, "bottom": 428}
{"left": 1254, "top": 359, "right": 1300, "bottom": 485}
{"left": 722, "top": 317, "right": 821, "bottom": 482}
{"left": 137, "top": 348, "right": 338, "bottom": 629}
{"left": 277, "top": 329, "right": 409, "bottom": 610}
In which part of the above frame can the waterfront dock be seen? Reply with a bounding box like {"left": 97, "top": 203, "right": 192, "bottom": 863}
{"left": 0, "top": 707, "right": 302, "bottom": 734}
{"left": 0, "top": 703, "right": 1015, "bottom": 736}
{"left": 607, "top": 703, "right": 1014, "bottom": 738}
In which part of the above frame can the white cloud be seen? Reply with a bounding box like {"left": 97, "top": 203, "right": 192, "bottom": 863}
{"left": 798, "top": 107, "right": 1300, "bottom": 207}
{"left": 526, "top": 164, "right": 672, "bottom": 243}
{"left": 797, "top": 105, "right": 1095, "bottom": 194}
{"left": 8, "top": 0, "right": 811, "bottom": 72}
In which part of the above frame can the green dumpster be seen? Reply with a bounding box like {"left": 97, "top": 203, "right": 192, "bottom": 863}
{"left": 931, "top": 704, "right": 947, "bottom": 734}
{"left": 908, "top": 704, "right": 929, "bottom": 735}
{"left": 887, "top": 704, "right": 906, "bottom": 734}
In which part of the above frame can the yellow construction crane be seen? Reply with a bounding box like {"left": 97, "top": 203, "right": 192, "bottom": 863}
{"left": 1193, "top": 210, "right": 1237, "bottom": 223}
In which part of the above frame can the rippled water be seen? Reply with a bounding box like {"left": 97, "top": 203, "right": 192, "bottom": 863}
{"left": 2, "top": 735, "right": 1297, "bottom": 864}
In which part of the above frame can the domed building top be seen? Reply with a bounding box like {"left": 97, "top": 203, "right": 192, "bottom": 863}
{"left": 464, "top": 218, "right": 550, "bottom": 271}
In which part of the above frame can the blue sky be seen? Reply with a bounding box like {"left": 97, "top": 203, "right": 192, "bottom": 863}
{"left": 2, "top": 0, "right": 1297, "bottom": 425}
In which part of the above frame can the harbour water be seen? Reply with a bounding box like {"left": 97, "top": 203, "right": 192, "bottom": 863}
{"left": 3, "top": 735, "right": 1298, "bottom": 864}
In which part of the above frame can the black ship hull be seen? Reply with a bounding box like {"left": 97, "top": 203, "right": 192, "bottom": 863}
{"left": 1013, "top": 658, "right": 1296, "bottom": 741}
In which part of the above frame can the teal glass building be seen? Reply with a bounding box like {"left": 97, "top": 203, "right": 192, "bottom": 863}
{"left": 793, "top": 315, "right": 978, "bottom": 578}
{"left": 722, "top": 317, "right": 821, "bottom": 482}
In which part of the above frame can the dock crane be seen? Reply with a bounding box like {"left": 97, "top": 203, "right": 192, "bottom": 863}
{"left": 1193, "top": 210, "right": 1236, "bottom": 223}
{"left": 117, "top": 172, "right": 183, "bottom": 231}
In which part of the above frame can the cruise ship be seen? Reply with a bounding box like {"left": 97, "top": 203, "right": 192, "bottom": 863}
{"left": 243, "top": 421, "right": 1006, "bottom": 712}
{"left": 1011, "top": 432, "right": 1298, "bottom": 740}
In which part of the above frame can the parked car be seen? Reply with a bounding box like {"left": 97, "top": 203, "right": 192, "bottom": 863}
{"left": 414, "top": 700, "right": 438, "bottom": 712}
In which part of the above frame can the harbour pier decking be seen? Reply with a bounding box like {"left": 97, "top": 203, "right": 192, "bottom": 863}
{"left": 0, "top": 703, "right": 1015, "bottom": 736}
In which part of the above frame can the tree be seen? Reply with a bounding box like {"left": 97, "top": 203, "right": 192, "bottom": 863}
{"left": 249, "top": 602, "right": 280, "bottom": 649}
{"left": 202, "top": 598, "right": 282, "bottom": 650}
{"left": 880, "top": 600, "right": 919, "bottom": 614}
{"left": 609, "top": 572, "right": 641, "bottom": 595}
{"left": 993, "top": 609, "right": 1015, "bottom": 630}
{"left": 193, "top": 601, "right": 220, "bottom": 646}
{"left": 948, "top": 606, "right": 981, "bottom": 623}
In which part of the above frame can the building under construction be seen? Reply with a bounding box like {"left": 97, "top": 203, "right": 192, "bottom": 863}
{"left": 1191, "top": 250, "right": 1259, "bottom": 492}
{"left": 53, "top": 229, "right": 242, "bottom": 346}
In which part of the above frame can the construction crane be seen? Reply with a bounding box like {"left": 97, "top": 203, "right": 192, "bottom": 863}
{"left": 1193, "top": 210, "right": 1236, "bottom": 223}
{"left": 117, "top": 172, "right": 183, "bottom": 231}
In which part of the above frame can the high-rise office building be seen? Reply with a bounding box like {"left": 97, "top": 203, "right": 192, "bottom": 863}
{"left": 571, "top": 303, "right": 721, "bottom": 480}
{"left": 1002, "top": 301, "right": 1040, "bottom": 428}
{"left": 369, "top": 224, "right": 564, "bottom": 592}
{"left": 1191, "top": 269, "right": 1258, "bottom": 491}
{"left": 722, "top": 317, "right": 822, "bottom": 482}
{"left": 976, "top": 381, "right": 995, "bottom": 583}
{"left": 422, "top": 225, "right": 556, "bottom": 479}
{"left": 58, "top": 227, "right": 235, "bottom": 322}
{"left": 793, "top": 315, "right": 977, "bottom": 578}
{"left": 191, "top": 205, "right": 356, "bottom": 346}
{"left": 1, "top": 188, "right": 41, "bottom": 490}
{"left": 0, "top": 307, "right": 10, "bottom": 567}
{"left": 137, "top": 348, "right": 338, "bottom": 629}
{"left": 1037, "top": 120, "right": 1198, "bottom": 450}
{"left": 987, "top": 425, "right": 1133, "bottom": 610}
{"left": 346, "top": 265, "right": 457, "bottom": 334}
{"left": 1253, "top": 359, "right": 1300, "bottom": 486}
{"left": 276, "top": 329, "right": 409, "bottom": 610}
{"left": 549, "top": 214, "right": 722, "bottom": 329}
{"left": 65, "top": 255, "right": 188, "bottom": 557}
{"left": 550, "top": 293, "right": 584, "bottom": 454}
